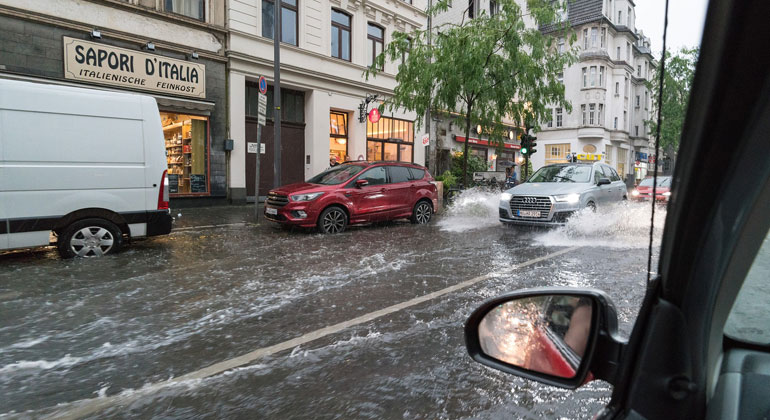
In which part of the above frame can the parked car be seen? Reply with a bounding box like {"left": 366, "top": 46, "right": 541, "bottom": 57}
{"left": 465, "top": 0, "right": 770, "bottom": 418}
{"left": 499, "top": 162, "right": 627, "bottom": 226}
{"left": 0, "top": 78, "right": 172, "bottom": 258}
{"left": 264, "top": 162, "right": 438, "bottom": 234}
{"left": 631, "top": 176, "right": 672, "bottom": 202}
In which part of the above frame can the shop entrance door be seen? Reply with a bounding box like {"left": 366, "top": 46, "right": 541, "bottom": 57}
{"left": 245, "top": 119, "right": 305, "bottom": 199}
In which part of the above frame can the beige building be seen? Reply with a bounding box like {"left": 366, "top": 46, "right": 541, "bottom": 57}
{"left": 227, "top": 0, "right": 428, "bottom": 201}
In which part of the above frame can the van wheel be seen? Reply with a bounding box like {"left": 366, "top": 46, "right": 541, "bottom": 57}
{"left": 318, "top": 207, "right": 347, "bottom": 234}
{"left": 411, "top": 200, "right": 433, "bottom": 224}
{"left": 57, "top": 218, "right": 123, "bottom": 258}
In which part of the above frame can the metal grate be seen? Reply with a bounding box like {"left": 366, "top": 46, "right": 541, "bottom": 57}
{"left": 267, "top": 192, "right": 289, "bottom": 207}
{"left": 510, "top": 196, "right": 552, "bottom": 219}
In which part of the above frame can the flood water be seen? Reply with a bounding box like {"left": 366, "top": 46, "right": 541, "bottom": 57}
{"left": 0, "top": 190, "right": 665, "bottom": 419}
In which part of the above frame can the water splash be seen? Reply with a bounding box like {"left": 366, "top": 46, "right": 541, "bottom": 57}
{"left": 535, "top": 201, "right": 667, "bottom": 249}
{"left": 437, "top": 188, "right": 502, "bottom": 232}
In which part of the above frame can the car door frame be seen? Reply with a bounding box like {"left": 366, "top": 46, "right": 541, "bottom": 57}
{"left": 346, "top": 165, "right": 391, "bottom": 222}
{"left": 385, "top": 165, "right": 414, "bottom": 217}
{"left": 602, "top": 1, "right": 770, "bottom": 418}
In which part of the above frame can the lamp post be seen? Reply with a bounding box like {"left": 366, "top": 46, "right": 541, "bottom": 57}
{"left": 273, "top": 0, "right": 282, "bottom": 188}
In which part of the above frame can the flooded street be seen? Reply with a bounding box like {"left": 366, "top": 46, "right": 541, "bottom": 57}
{"left": 0, "top": 191, "right": 663, "bottom": 419}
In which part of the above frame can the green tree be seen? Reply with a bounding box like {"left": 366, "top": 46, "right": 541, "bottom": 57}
{"left": 647, "top": 47, "right": 699, "bottom": 168}
{"left": 365, "top": 0, "right": 576, "bottom": 187}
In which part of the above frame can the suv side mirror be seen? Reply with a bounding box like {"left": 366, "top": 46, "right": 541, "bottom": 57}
{"left": 464, "top": 287, "right": 625, "bottom": 389}
{"left": 597, "top": 178, "right": 611, "bottom": 186}
{"left": 355, "top": 179, "right": 369, "bottom": 188}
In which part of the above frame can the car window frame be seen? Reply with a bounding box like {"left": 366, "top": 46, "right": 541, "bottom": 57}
{"left": 353, "top": 165, "right": 388, "bottom": 186}
{"left": 387, "top": 165, "right": 412, "bottom": 184}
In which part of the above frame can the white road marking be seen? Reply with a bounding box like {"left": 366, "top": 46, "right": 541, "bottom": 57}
{"left": 35, "top": 246, "right": 581, "bottom": 420}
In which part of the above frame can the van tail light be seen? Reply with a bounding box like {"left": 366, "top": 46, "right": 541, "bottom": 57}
{"left": 158, "top": 170, "right": 169, "bottom": 210}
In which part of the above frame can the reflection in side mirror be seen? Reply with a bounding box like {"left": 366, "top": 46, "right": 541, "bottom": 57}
{"left": 356, "top": 179, "right": 369, "bottom": 188}
{"left": 477, "top": 295, "right": 593, "bottom": 379}
{"left": 597, "top": 178, "right": 611, "bottom": 186}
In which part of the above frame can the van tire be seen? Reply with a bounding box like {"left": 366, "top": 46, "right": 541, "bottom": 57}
{"left": 57, "top": 218, "right": 123, "bottom": 258}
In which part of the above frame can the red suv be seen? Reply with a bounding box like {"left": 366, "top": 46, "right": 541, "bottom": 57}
{"left": 264, "top": 162, "right": 438, "bottom": 233}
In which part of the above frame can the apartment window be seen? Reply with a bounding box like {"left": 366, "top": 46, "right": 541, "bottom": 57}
{"left": 546, "top": 108, "right": 553, "bottom": 128}
{"left": 627, "top": 7, "right": 632, "bottom": 26}
{"left": 623, "top": 110, "right": 627, "bottom": 129}
{"left": 468, "top": 0, "right": 475, "bottom": 19}
{"left": 645, "top": 61, "right": 648, "bottom": 77}
{"left": 635, "top": 125, "right": 639, "bottom": 136}
{"left": 583, "top": 29, "right": 589, "bottom": 49}
{"left": 618, "top": 10, "right": 622, "bottom": 23}
{"left": 636, "top": 95, "right": 640, "bottom": 108}
{"left": 165, "top": 0, "right": 204, "bottom": 20}
{"left": 490, "top": 0, "right": 498, "bottom": 16}
{"left": 581, "top": 105, "right": 587, "bottom": 125}
{"left": 546, "top": 143, "right": 571, "bottom": 165}
{"left": 589, "top": 104, "right": 596, "bottom": 125}
{"left": 615, "top": 82, "right": 619, "bottom": 95}
{"left": 601, "top": 28, "right": 606, "bottom": 48}
{"left": 614, "top": 117, "right": 618, "bottom": 129}
{"left": 556, "top": 107, "right": 563, "bottom": 127}
{"left": 367, "top": 23, "right": 384, "bottom": 70}
{"left": 582, "top": 67, "right": 587, "bottom": 88}
{"left": 616, "top": 46, "right": 621, "bottom": 60}
{"left": 645, "top": 91, "right": 649, "bottom": 109}
{"left": 558, "top": 37, "right": 565, "bottom": 54}
{"left": 331, "top": 9, "right": 351, "bottom": 61}
{"left": 637, "top": 65, "right": 641, "bottom": 77}
{"left": 400, "top": 37, "right": 412, "bottom": 68}
{"left": 262, "top": 0, "right": 298, "bottom": 45}
{"left": 599, "top": 66, "right": 605, "bottom": 87}
{"left": 627, "top": 42, "right": 631, "bottom": 61}
{"left": 599, "top": 104, "right": 604, "bottom": 125}
{"left": 591, "top": 27, "right": 598, "bottom": 48}
{"left": 605, "top": 145, "right": 614, "bottom": 166}
{"left": 624, "top": 77, "right": 628, "bottom": 97}
{"left": 557, "top": 72, "right": 564, "bottom": 84}
{"left": 590, "top": 66, "right": 597, "bottom": 87}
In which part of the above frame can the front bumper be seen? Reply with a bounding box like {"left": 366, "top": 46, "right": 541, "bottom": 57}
{"left": 499, "top": 197, "right": 578, "bottom": 226}
{"left": 264, "top": 202, "right": 321, "bottom": 228}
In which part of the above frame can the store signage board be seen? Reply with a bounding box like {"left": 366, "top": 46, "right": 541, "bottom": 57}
{"left": 248, "top": 142, "right": 266, "bottom": 154}
{"left": 190, "top": 174, "right": 206, "bottom": 193}
{"left": 421, "top": 133, "right": 430, "bottom": 146}
{"left": 63, "top": 37, "right": 206, "bottom": 99}
{"left": 258, "top": 93, "right": 267, "bottom": 126}
{"left": 368, "top": 108, "right": 381, "bottom": 123}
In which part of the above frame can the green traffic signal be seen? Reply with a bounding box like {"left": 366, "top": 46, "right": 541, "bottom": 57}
{"left": 521, "top": 147, "right": 528, "bottom": 155}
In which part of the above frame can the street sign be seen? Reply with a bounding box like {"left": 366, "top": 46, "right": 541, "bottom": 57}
{"left": 258, "top": 92, "right": 267, "bottom": 126}
{"left": 421, "top": 133, "right": 430, "bottom": 146}
{"left": 258, "top": 76, "right": 267, "bottom": 95}
{"left": 248, "top": 142, "right": 266, "bottom": 154}
{"left": 368, "top": 108, "right": 381, "bottom": 123}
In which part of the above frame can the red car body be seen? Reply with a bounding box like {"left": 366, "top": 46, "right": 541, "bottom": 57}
{"left": 264, "top": 162, "right": 438, "bottom": 232}
{"left": 631, "top": 176, "right": 672, "bottom": 202}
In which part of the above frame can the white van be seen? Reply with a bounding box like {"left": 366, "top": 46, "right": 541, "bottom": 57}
{"left": 0, "top": 78, "right": 172, "bottom": 258}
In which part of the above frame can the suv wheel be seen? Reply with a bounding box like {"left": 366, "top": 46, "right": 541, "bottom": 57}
{"left": 411, "top": 200, "right": 433, "bottom": 224}
{"left": 57, "top": 218, "right": 123, "bottom": 258}
{"left": 318, "top": 207, "right": 348, "bottom": 234}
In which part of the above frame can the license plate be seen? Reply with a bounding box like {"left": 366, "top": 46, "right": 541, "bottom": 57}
{"left": 518, "top": 210, "right": 541, "bottom": 218}
{"left": 266, "top": 207, "right": 278, "bottom": 215}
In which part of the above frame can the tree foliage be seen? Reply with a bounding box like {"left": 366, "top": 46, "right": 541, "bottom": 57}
{"left": 647, "top": 47, "right": 699, "bottom": 157}
{"left": 365, "top": 0, "right": 576, "bottom": 186}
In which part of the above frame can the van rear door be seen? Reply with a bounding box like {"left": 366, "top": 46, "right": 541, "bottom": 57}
{"left": 0, "top": 132, "right": 7, "bottom": 250}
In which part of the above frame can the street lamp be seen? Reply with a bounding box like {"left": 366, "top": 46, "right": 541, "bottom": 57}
{"left": 476, "top": 125, "right": 482, "bottom": 134}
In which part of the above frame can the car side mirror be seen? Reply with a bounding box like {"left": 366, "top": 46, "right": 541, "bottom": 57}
{"left": 355, "top": 179, "right": 369, "bottom": 188}
{"left": 597, "top": 178, "right": 611, "bottom": 186}
{"left": 464, "top": 287, "right": 625, "bottom": 389}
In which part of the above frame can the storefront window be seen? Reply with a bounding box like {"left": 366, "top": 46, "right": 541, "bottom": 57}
{"left": 329, "top": 111, "right": 348, "bottom": 165}
{"left": 366, "top": 116, "right": 414, "bottom": 162}
{"left": 161, "top": 112, "right": 209, "bottom": 195}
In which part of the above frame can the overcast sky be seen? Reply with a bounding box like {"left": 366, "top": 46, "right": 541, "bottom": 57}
{"left": 634, "top": 0, "right": 709, "bottom": 55}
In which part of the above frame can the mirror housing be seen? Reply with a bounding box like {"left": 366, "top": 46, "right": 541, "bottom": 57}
{"left": 597, "top": 178, "right": 611, "bottom": 186}
{"left": 355, "top": 179, "right": 369, "bottom": 188}
{"left": 464, "top": 287, "right": 625, "bottom": 389}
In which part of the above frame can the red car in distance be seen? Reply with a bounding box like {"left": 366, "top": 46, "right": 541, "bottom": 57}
{"left": 631, "top": 176, "right": 672, "bottom": 202}
{"left": 264, "top": 162, "right": 438, "bottom": 233}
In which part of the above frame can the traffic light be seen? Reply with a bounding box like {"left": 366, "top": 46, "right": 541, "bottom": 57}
{"left": 529, "top": 135, "right": 537, "bottom": 155}
{"left": 520, "top": 133, "right": 530, "bottom": 155}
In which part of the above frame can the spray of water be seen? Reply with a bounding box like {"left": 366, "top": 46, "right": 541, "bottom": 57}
{"left": 438, "top": 189, "right": 666, "bottom": 248}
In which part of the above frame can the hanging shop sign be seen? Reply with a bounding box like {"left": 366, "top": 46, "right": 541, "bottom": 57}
{"left": 63, "top": 37, "right": 206, "bottom": 99}
{"left": 368, "top": 108, "right": 381, "bottom": 123}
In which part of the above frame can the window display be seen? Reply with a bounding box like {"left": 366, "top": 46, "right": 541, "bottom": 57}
{"left": 161, "top": 112, "right": 209, "bottom": 194}
{"left": 367, "top": 116, "right": 414, "bottom": 162}
{"left": 329, "top": 111, "right": 348, "bottom": 165}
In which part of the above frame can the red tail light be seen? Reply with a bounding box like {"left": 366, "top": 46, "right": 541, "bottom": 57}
{"left": 158, "top": 170, "right": 169, "bottom": 210}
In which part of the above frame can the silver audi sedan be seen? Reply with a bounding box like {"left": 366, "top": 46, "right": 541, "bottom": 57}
{"left": 499, "top": 162, "right": 627, "bottom": 226}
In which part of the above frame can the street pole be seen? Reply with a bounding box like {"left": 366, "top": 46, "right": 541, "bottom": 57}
{"left": 273, "top": 0, "right": 282, "bottom": 188}
{"left": 426, "top": 0, "right": 434, "bottom": 173}
{"left": 255, "top": 123, "right": 261, "bottom": 223}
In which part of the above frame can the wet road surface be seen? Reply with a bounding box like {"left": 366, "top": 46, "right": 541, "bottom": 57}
{"left": 0, "top": 190, "right": 663, "bottom": 419}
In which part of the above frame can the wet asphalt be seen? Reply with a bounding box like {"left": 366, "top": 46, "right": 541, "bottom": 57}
{"left": 0, "top": 194, "right": 660, "bottom": 419}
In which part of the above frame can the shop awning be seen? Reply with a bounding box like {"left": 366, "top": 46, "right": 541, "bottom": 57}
{"left": 455, "top": 136, "right": 521, "bottom": 150}
{"left": 155, "top": 95, "right": 215, "bottom": 115}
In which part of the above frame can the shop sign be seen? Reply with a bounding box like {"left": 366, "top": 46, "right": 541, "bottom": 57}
{"left": 576, "top": 153, "right": 602, "bottom": 161}
{"left": 368, "top": 108, "right": 381, "bottom": 123}
{"left": 636, "top": 152, "right": 649, "bottom": 162}
{"left": 455, "top": 136, "right": 521, "bottom": 150}
{"left": 421, "top": 133, "right": 430, "bottom": 146}
{"left": 63, "top": 37, "right": 206, "bottom": 99}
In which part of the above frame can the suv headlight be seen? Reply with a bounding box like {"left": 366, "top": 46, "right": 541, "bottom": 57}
{"left": 291, "top": 192, "right": 325, "bottom": 202}
{"left": 500, "top": 192, "right": 513, "bottom": 201}
{"left": 554, "top": 193, "right": 581, "bottom": 204}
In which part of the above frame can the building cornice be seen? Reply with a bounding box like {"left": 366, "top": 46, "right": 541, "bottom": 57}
{"left": 83, "top": 0, "right": 227, "bottom": 35}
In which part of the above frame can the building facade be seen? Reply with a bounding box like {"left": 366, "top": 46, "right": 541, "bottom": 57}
{"left": 0, "top": 0, "right": 229, "bottom": 204}
{"left": 535, "top": 0, "right": 656, "bottom": 181}
{"left": 227, "top": 0, "right": 428, "bottom": 201}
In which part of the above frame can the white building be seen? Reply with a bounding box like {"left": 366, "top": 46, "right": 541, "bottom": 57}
{"left": 227, "top": 0, "right": 428, "bottom": 201}
{"left": 535, "top": 0, "right": 656, "bottom": 182}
